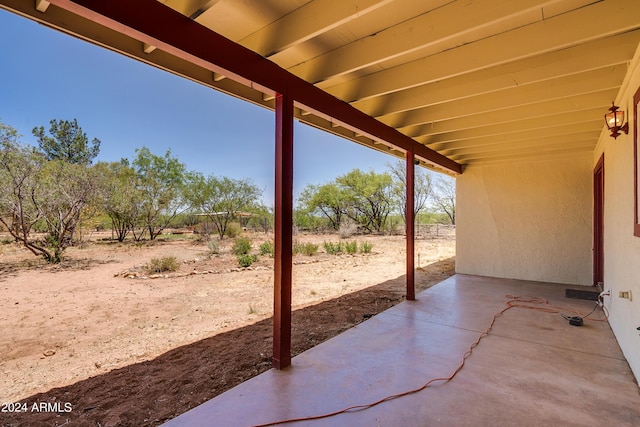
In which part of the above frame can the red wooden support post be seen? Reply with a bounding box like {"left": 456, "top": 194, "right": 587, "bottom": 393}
{"left": 273, "top": 91, "right": 294, "bottom": 369}
{"left": 406, "top": 149, "right": 416, "bottom": 301}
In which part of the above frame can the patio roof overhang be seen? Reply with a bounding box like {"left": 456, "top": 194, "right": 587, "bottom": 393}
{"left": 3, "top": 0, "right": 640, "bottom": 372}
{"left": 3, "top": 0, "right": 639, "bottom": 172}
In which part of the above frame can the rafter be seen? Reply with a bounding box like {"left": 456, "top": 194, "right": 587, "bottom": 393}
{"left": 408, "top": 90, "right": 618, "bottom": 141}
{"left": 287, "top": 0, "right": 553, "bottom": 83}
{"left": 39, "top": 0, "right": 460, "bottom": 173}
{"left": 381, "top": 66, "right": 626, "bottom": 129}
{"left": 4, "top": 0, "right": 637, "bottom": 169}
{"left": 450, "top": 138, "right": 596, "bottom": 159}
{"left": 35, "top": 0, "right": 49, "bottom": 12}
{"left": 239, "top": 0, "right": 393, "bottom": 57}
{"left": 323, "top": 0, "right": 640, "bottom": 102}
{"left": 463, "top": 150, "right": 593, "bottom": 166}
{"left": 419, "top": 109, "right": 604, "bottom": 145}
{"left": 159, "top": 0, "right": 221, "bottom": 20}
{"left": 352, "top": 31, "right": 640, "bottom": 117}
{"left": 454, "top": 143, "right": 595, "bottom": 164}
{"left": 436, "top": 126, "right": 601, "bottom": 154}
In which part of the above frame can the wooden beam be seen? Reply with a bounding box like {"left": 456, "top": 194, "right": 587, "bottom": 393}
{"left": 212, "top": 72, "right": 226, "bottom": 82}
{"left": 380, "top": 65, "right": 627, "bottom": 129}
{"left": 160, "top": 0, "right": 222, "bottom": 21}
{"left": 410, "top": 89, "right": 618, "bottom": 141}
{"left": 324, "top": 0, "right": 640, "bottom": 102}
{"left": 273, "top": 91, "right": 294, "bottom": 370}
{"left": 44, "top": 0, "right": 461, "bottom": 174}
{"left": 434, "top": 126, "right": 601, "bottom": 153}
{"left": 352, "top": 31, "right": 640, "bottom": 118}
{"left": 458, "top": 144, "right": 594, "bottom": 164}
{"left": 413, "top": 109, "right": 604, "bottom": 143}
{"left": 449, "top": 139, "right": 596, "bottom": 161}
{"left": 239, "top": 0, "right": 393, "bottom": 57}
{"left": 142, "top": 42, "right": 156, "bottom": 54}
{"left": 406, "top": 148, "right": 415, "bottom": 301}
{"left": 288, "top": 0, "right": 549, "bottom": 83}
{"left": 35, "top": 0, "right": 50, "bottom": 12}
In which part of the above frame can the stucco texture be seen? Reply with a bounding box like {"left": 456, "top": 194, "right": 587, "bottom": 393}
{"left": 456, "top": 155, "right": 593, "bottom": 285}
{"left": 594, "top": 49, "right": 640, "bottom": 382}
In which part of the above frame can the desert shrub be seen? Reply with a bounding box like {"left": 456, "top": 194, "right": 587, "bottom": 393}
{"left": 296, "top": 242, "right": 318, "bottom": 256}
{"left": 157, "top": 233, "right": 193, "bottom": 242}
{"left": 232, "top": 236, "right": 252, "bottom": 255}
{"left": 193, "top": 233, "right": 208, "bottom": 245}
{"left": 323, "top": 241, "right": 343, "bottom": 255}
{"left": 237, "top": 254, "right": 258, "bottom": 267}
{"left": 339, "top": 220, "right": 358, "bottom": 239}
{"left": 260, "top": 240, "right": 274, "bottom": 256}
{"left": 196, "top": 221, "right": 215, "bottom": 236}
{"left": 145, "top": 256, "right": 180, "bottom": 274}
{"left": 303, "top": 242, "right": 319, "bottom": 256}
{"left": 0, "top": 237, "right": 13, "bottom": 245}
{"left": 224, "top": 222, "right": 243, "bottom": 239}
{"left": 345, "top": 240, "right": 358, "bottom": 254}
{"left": 360, "top": 241, "right": 373, "bottom": 254}
{"left": 293, "top": 240, "right": 318, "bottom": 256}
{"left": 207, "top": 240, "right": 220, "bottom": 255}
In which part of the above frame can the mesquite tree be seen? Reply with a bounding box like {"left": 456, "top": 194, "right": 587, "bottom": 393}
{"left": 94, "top": 161, "right": 141, "bottom": 242}
{"left": 1, "top": 120, "right": 98, "bottom": 263}
{"left": 298, "top": 183, "right": 346, "bottom": 231}
{"left": 336, "top": 169, "right": 393, "bottom": 233}
{"left": 432, "top": 176, "right": 456, "bottom": 225}
{"left": 184, "top": 173, "right": 262, "bottom": 239}
{"left": 387, "top": 159, "right": 433, "bottom": 223}
{"left": 131, "top": 147, "right": 186, "bottom": 240}
{"left": 299, "top": 169, "right": 393, "bottom": 233}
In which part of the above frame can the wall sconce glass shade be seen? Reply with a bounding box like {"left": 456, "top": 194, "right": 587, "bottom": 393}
{"left": 605, "top": 102, "right": 629, "bottom": 139}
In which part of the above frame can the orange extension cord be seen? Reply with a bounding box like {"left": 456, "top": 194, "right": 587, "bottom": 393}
{"left": 251, "top": 294, "right": 608, "bottom": 427}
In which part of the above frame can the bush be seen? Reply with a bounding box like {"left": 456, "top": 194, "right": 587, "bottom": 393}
{"left": 339, "top": 220, "right": 358, "bottom": 239}
{"left": 145, "top": 256, "right": 180, "bottom": 274}
{"left": 359, "top": 241, "right": 373, "bottom": 254}
{"left": 237, "top": 254, "right": 258, "bottom": 267}
{"left": 232, "top": 237, "right": 252, "bottom": 255}
{"left": 323, "top": 241, "right": 343, "bottom": 255}
{"left": 295, "top": 242, "right": 319, "bottom": 256}
{"left": 224, "top": 222, "right": 243, "bottom": 239}
{"left": 345, "top": 240, "right": 358, "bottom": 254}
{"left": 260, "top": 240, "right": 274, "bottom": 256}
{"left": 207, "top": 240, "right": 220, "bottom": 255}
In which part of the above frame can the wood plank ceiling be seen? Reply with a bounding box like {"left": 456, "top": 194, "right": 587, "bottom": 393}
{"left": 3, "top": 0, "right": 640, "bottom": 172}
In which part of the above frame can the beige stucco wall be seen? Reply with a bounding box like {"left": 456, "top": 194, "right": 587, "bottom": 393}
{"left": 456, "top": 155, "right": 593, "bottom": 285}
{"left": 593, "top": 46, "right": 640, "bottom": 382}
{"left": 456, "top": 42, "right": 640, "bottom": 383}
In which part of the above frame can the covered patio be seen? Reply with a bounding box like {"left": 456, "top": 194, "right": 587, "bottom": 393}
{"left": 2, "top": 0, "right": 640, "bottom": 425}
{"left": 163, "top": 274, "right": 640, "bottom": 426}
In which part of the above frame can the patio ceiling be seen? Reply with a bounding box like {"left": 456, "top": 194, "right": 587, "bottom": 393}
{"left": 3, "top": 0, "right": 640, "bottom": 172}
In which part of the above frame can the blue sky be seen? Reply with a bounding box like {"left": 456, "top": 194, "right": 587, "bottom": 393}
{"left": 0, "top": 9, "right": 432, "bottom": 205}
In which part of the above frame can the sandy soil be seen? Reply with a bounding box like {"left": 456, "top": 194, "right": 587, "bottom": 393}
{"left": 0, "top": 230, "right": 455, "bottom": 427}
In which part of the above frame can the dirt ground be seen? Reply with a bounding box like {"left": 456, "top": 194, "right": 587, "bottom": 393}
{"left": 0, "top": 230, "right": 455, "bottom": 427}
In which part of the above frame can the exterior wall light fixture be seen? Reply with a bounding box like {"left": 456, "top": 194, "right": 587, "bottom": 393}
{"left": 605, "top": 102, "right": 629, "bottom": 139}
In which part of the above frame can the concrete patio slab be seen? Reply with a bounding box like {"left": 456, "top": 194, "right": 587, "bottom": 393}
{"left": 162, "top": 274, "right": 640, "bottom": 427}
